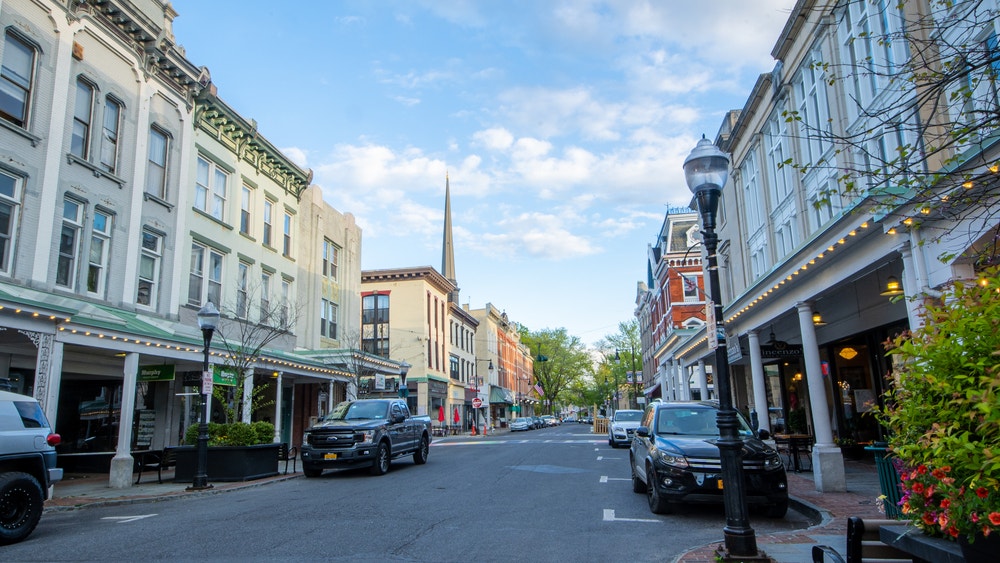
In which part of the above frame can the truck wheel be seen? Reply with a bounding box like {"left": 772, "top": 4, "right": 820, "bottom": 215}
{"left": 369, "top": 442, "right": 390, "bottom": 476}
{"left": 0, "top": 472, "right": 44, "bottom": 545}
{"left": 412, "top": 435, "right": 429, "bottom": 465}
{"left": 302, "top": 465, "right": 322, "bottom": 478}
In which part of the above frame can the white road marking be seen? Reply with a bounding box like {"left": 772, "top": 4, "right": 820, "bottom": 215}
{"left": 599, "top": 476, "right": 630, "bottom": 483}
{"left": 102, "top": 514, "right": 157, "bottom": 524}
{"left": 602, "top": 509, "right": 658, "bottom": 523}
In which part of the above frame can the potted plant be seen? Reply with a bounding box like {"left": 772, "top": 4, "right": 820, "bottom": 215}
{"left": 880, "top": 266, "right": 1000, "bottom": 562}
{"left": 173, "top": 421, "right": 280, "bottom": 482}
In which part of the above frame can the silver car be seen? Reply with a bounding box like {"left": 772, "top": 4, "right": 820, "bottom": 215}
{"left": 608, "top": 409, "right": 643, "bottom": 448}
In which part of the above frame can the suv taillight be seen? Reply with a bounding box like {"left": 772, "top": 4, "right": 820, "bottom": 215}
{"left": 46, "top": 433, "right": 61, "bottom": 446}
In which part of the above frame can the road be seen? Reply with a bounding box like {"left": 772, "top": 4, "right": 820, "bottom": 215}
{"left": 6, "top": 425, "right": 811, "bottom": 562}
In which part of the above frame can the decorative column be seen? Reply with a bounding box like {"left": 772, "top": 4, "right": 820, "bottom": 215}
{"left": 273, "top": 371, "right": 283, "bottom": 442}
{"left": 242, "top": 369, "right": 254, "bottom": 423}
{"left": 796, "top": 301, "right": 845, "bottom": 492}
{"left": 697, "top": 359, "right": 709, "bottom": 400}
{"left": 898, "top": 243, "right": 923, "bottom": 329}
{"left": 680, "top": 362, "right": 691, "bottom": 400}
{"left": 747, "top": 330, "right": 770, "bottom": 433}
{"left": 24, "top": 331, "right": 62, "bottom": 426}
{"left": 110, "top": 352, "right": 140, "bottom": 488}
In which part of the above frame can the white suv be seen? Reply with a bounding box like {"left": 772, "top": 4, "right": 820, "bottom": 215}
{"left": 0, "top": 390, "right": 63, "bottom": 545}
{"left": 608, "top": 409, "right": 644, "bottom": 448}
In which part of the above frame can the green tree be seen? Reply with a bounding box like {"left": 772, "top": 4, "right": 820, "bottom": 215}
{"left": 520, "top": 328, "right": 592, "bottom": 415}
{"left": 598, "top": 319, "right": 643, "bottom": 410}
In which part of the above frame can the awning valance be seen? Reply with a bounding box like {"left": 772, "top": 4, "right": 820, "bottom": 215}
{"left": 489, "top": 387, "right": 514, "bottom": 404}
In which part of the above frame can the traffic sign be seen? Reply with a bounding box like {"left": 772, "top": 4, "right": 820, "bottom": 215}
{"left": 472, "top": 397, "right": 483, "bottom": 408}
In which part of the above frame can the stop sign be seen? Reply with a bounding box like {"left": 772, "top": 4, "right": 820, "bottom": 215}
{"left": 472, "top": 397, "right": 483, "bottom": 408}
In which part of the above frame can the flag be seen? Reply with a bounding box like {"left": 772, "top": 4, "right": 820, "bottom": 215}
{"left": 533, "top": 383, "right": 544, "bottom": 396}
{"left": 682, "top": 275, "right": 696, "bottom": 293}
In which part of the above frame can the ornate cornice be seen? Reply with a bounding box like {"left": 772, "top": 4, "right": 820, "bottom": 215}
{"left": 193, "top": 92, "right": 312, "bottom": 201}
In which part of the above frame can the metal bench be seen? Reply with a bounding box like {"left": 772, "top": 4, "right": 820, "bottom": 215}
{"left": 278, "top": 442, "right": 297, "bottom": 474}
{"left": 812, "top": 517, "right": 913, "bottom": 563}
{"left": 135, "top": 448, "right": 174, "bottom": 484}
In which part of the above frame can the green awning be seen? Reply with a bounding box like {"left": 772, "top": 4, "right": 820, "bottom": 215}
{"left": 489, "top": 387, "right": 514, "bottom": 404}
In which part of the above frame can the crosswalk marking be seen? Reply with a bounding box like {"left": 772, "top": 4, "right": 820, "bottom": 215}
{"left": 602, "top": 509, "right": 658, "bottom": 523}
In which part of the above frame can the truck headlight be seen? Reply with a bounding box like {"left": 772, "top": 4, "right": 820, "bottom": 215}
{"left": 764, "top": 453, "right": 783, "bottom": 471}
{"left": 354, "top": 431, "right": 373, "bottom": 444}
{"left": 653, "top": 449, "right": 689, "bottom": 469}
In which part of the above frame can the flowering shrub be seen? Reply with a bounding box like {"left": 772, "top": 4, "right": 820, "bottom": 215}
{"left": 899, "top": 464, "right": 1000, "bottom": 540}
{"left": 880, "top": 266, "right": 1000, "bottom": 543}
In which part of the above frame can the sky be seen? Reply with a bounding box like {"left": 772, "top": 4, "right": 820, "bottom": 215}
{"left": 169, "top": 0, "right": 797, "bottom": 347}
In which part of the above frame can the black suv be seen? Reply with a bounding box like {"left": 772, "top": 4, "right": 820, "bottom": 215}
{"left": 0, "top": 390, "right": 63, "bottom": 544}
{"left": 629, "top": 401, "right": 787, "bottom": 517}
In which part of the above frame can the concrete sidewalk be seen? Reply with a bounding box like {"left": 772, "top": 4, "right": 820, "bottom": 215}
{"left": 675, "top": 458, "right": 896, "bottom": 562}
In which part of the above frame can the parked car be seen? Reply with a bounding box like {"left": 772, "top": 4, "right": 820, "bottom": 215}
{"left": 629, "top": 401, "right": 787, "bottom": 517}
{"left": 0, "top": 390, "right": 63, "bottom": 545}
{"left": 541, "top": 415, "right": 559, "bottom": 427}
{"left": 300, "top": 399, "right": 432, "bottom": 477}
{"left": 608, "top": 409, "right": 643, "bottom": 448}
{"left": 531, "top": 416, "right": 543, "bottom": 429}
{"left": 509, "top": 418, "right": 531, "bottom": 432}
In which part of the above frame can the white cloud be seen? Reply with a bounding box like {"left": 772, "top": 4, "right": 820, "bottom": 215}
{"left": 472, "top": 127, "right": 514, "bottom": 151}
{"left": 392, "top": 95, "right": 421, "bottom": 106}
{"left": 280, "top": 146, "right": 309, "bottom": 168}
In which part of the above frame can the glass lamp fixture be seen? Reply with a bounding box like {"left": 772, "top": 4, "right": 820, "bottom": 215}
{"left": 880, "top": 275, "right": 904, "bottom": 296}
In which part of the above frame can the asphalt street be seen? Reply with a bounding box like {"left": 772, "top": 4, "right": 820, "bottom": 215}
{"left": 6, "top": 425, "right": 811, "bottom": 562}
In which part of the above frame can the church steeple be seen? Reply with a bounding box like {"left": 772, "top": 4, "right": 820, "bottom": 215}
{"left": 442, "top": 172, "right": 459, "bottom": 302}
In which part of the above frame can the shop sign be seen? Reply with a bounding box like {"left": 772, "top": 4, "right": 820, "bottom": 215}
{"left": 759, "top": 344, "right": 803, "bottom": 358}
{"left": 138, "top": 364, "right": 175, "bottom": 382}
{"left": 212, "top": 364, "right": 239, "bottom": 386}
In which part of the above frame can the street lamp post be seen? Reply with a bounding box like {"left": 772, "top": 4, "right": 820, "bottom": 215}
{"left": 684, "top": 136, "right": 757, "bottom": 556}
{"left": 190, "top": 302, "right": 220, "bottom": 491}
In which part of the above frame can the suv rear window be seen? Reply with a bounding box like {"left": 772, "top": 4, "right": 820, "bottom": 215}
{"left": 13, "top": 400, "right": 48, "bottom": 429}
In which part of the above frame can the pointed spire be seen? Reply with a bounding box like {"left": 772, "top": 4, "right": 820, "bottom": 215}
{"left": 442, "top": 172, "right": 459, "bottom": 301}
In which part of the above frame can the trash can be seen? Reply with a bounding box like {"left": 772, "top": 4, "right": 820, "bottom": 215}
{"left": 866, "top": 442, "right": 903, "bottom": 519}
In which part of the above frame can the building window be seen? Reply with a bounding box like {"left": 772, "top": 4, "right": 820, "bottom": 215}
{"left": 145, "top": 127, "right": 169, "bottom": 198}
{"left": 56, "top": 198, "right": 83, "bottom": 288}
{"left": 322, "top": 239, "right": 339, "bottom": 280}
{"left": 240, "top": 184, "right": 252, "bottom": 235}
{"left": 260, "top": 271, "right": 271, "bottom": 318}
{"left": 280, "top": 278, "right": 291, "bottom": 327}
{"left": 1, "top": 31, "right": 36, "bottom": 128}
{"left": 682, "top": 273, "right": 701, "bottom": 302}
{"left": 362, "top": 293, "right": 389, "bottom": 357}
{"left": 137, "top": 230, "right": 161, "bottom": 307}
{"left": 262, "top": 199, "right": 274, "bottom": 247}
{"left": 0, "top": 171, "right": 22, "bottom": 273}
{"left": 195, "top": 156, "right": 228, "bottom": 221}
{"left": 188, "top": 242, "right": 223, "bottom": 306}
{"left": 86, "top": 210, "right": 111, "bottom": 296}
{"left": 237, "top": 261, "right": 249, "bottom": 319}
{"left": 100, "top": 97, "right": 121, "bottom": 173}
{"left": 71, "top": 80, "right": 94, "bottom": 159}
{"left": 282, "top": 211, "right": 292, "bottom": 257}
{"left": 321, "top": 299, "right": 338, "bottom": 339}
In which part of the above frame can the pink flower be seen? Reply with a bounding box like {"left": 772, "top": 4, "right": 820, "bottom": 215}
{"left": 989, "top": 512, "right": 1000, "bottom": 526}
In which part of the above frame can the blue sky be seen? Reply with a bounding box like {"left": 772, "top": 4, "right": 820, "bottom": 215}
{"left": 170, "top": 0, "right": 795, "bottom": 346}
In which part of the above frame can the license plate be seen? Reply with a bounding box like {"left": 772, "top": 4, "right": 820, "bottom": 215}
{"left": 717, "top": 479, "right": 724, "bottom": 489}
{"left": 324, "top": 453, "right": 338, "bottom": 460}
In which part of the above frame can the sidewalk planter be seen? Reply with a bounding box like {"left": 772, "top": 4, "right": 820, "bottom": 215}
{"left": 959, "top": 531, "right": 1000, "bottom": 563}
{"left": 865, "top": 443, "right": 902, "bottom": 519}
{"left": 173, "top": 443, "right": 280, "bottom": 482}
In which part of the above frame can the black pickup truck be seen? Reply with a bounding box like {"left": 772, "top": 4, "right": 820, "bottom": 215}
{"left": 300, "top": 399, "right": 432, "bottom": 477}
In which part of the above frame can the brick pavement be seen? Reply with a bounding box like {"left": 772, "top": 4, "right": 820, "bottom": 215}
{"left": 675, "top": 460, "right": 888, "bottom": 563}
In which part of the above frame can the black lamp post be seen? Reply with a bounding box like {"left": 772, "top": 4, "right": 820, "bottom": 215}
{"left": 190, "top": 301, "right": 219, "bottom": 491}
{"left": 684, "top": 135, "right": 757, "bottom": 557}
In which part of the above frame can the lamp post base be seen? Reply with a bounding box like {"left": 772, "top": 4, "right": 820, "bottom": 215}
{"left": 723, "top": 527, "right": 759, "bottom": 558}
{"left": 185, "top": 483, "right": 214, "bottom": 492}
{"left": 714, "top": 541, "right": 769, "bottom": 562}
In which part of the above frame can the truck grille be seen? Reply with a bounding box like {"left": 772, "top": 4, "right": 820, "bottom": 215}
{"left": 308, "top": 431, "right": 356, "bottom": 447}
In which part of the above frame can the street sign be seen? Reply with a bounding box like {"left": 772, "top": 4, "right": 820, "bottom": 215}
{"left": 472, "top": 397, "right": 483, "bottom": 408}
{"left": 201, "top": 370, "right": 212, "bottom": 395}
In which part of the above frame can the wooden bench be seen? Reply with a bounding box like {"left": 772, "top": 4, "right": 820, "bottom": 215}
{"left": 135, "top": 448, "right": 174, "bottom": 484}
{"left": 278, "top": 442, "right": 297, "bottom": 474}
{"left": 812, "top": 517, "right": 914, "bottom": 563}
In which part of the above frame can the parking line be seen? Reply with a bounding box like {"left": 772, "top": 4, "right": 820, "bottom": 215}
{"left": 602, "top": 509, "right": 658, "bottom": 523}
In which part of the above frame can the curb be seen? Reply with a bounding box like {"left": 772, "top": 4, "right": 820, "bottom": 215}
{"left": 669, "top": 494, "right": 830, "bottom": 563}
{"left": 44, "top": 473, "right": 302, "bottom": 513}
